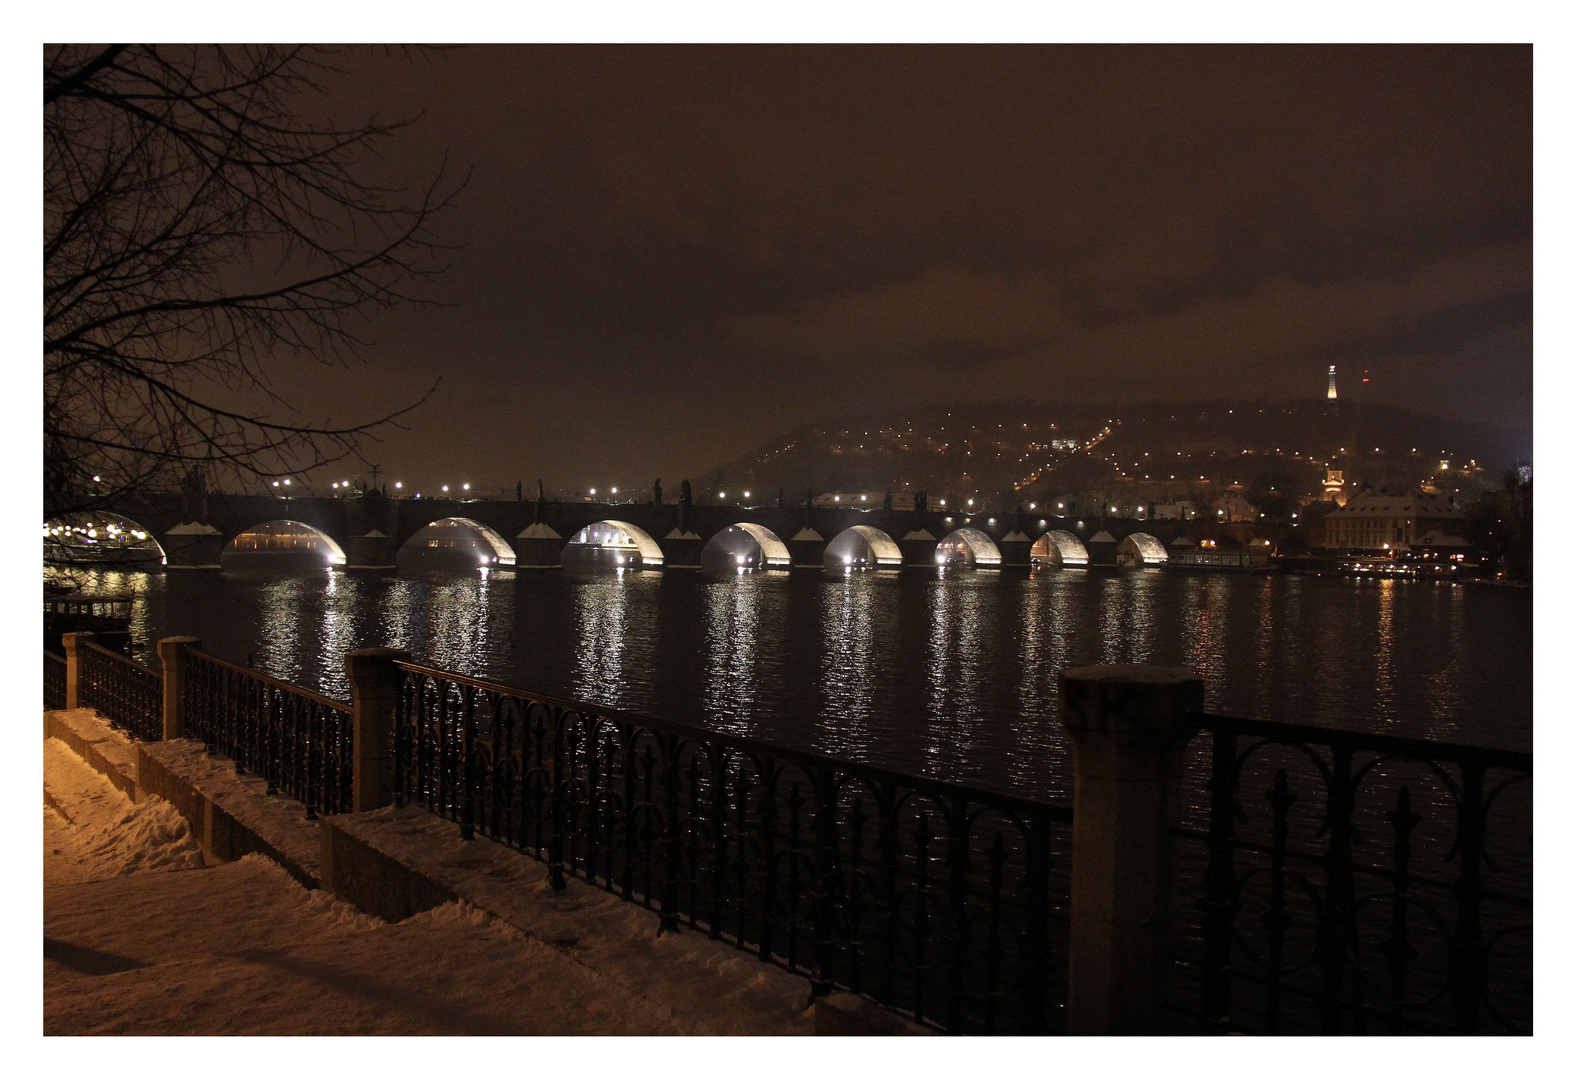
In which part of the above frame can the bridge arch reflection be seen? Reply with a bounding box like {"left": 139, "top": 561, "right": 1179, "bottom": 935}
{"left": 565, "top": 520, "right": 665, "bottom": 568}
{"left": 1030, "top": 529, "right": 1088, "bottom": 567}
{"left": 936, "top": 527, "right": 1001, "bottom": 568}
{"left": 1116, "top": 531, "right": 1168, "bottom": 566}
{"left": 44, "top": 513, "right": 165, "bottom": 565}
{"left": 701, "top": 523, "right": 791, "bottom": 574}
{"left": 824, "top": 525, "right": 903, "bottom": 570}
{"left": 398, "top": 517, "right": 517, "bottom": 569}
{"left": 224, "top": 520, "right": 346, "bottom": 567}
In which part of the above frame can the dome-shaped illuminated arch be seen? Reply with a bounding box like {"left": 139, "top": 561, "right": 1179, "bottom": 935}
{"left": 1116, "top": 531, "right": 1168, "bottom": 565}
{"left": 1030, "top": 529, "right": 1088, "bottom": 566}
{"left": 937, "top": 527, "right": 1002, "bottom": 566}
{"left": 826, "top": 525, "right": 903, "bottom": 566}
{"left": 44, "top": 513, "right": 166, "bottom": 564}
{"left": 567, "top": 520, "right": 666, "bottom": 565}
{"left": 225, "top": 520, "right": 346, "bottom": 564}
{"left": 400, "top": 517, "right": 517, "bottom": 566}
{"left": 704, "top": 523, "right": 791, "bottom": 566}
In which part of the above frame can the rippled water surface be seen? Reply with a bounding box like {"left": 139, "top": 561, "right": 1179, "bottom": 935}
{"left": 75, "top": 565, "right": 1531, "bottom": 800}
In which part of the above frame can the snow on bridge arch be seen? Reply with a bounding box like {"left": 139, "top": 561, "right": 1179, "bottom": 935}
{"left": 1030, "top": 529, "right": 1088, "bottom": 566}
{"left": 936, "top": 527, "right": 1002, "bottom": 567}
{"left": 224, "top": 520, "right": 346, "bottom": 565}
{"left": 567, "top": 520, "right": 666, "bottom": 565}
{"left": 1116, "top": 531, "right": 1168, "bottom": 565}
{"left": 825, "top": 525, "right": 903, "bottom": 568}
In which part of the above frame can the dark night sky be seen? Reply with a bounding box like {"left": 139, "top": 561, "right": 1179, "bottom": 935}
{"left": 268, "top": 45, "right": 1531, "bottom": 494}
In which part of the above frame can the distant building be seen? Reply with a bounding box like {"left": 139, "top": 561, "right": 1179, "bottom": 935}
{"left": 1327, "top": 365, "right": 1338, "bottom": 400}
{"left": 1151, "top": 500, "right": 1198, "bottom": 520}
{"left": 1210, "top": 493, "right": 1257, "bottom": 523}
{"left": 1323, "top": 468, "right": 1345, "bottom": 503}
{"left": 1318, "top": 492, "right": 1466, "bottom": 552}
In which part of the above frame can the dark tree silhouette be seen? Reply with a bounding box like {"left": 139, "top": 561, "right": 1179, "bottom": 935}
{"left": 44, "top": 45, "right": 462, "bottom": 520}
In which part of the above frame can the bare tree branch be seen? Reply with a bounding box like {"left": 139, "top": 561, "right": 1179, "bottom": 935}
{"left": 44, "top": 44, "right": 462, "bottom": 521}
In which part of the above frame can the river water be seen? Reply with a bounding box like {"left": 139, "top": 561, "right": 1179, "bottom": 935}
{"left": 65, "top": 562, "right": 1530, "bottom": 802}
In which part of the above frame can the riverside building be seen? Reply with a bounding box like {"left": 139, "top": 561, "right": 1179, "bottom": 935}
{"left": 1318, "top": 492, "right": 1467, "bottom": 553}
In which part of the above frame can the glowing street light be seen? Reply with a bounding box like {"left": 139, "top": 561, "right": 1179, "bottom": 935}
{"left": 442, "top": 485, "right": 450, "bottom": 492}
{"left": 395, "top": 482, "right": 402, "bottom": 489}
{"left": 462, "top": 483, "right": 470, "bottom": 491}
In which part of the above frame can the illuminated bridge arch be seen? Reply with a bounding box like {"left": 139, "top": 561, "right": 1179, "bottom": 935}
{"left": 44, "top": 513, "right": 166, "bottom": 564}
{"left": 937, "top": 527, "right": 1002, "bottom": 567}
{"left": 568, "top": 520, "right": 665, "bottom": 565}
{"left": 225, "top": 520, "right": 346, "bottom": 565}
{"left": 1031, "top": 529, "right": 1088, "bottom": 566}
{"left": 1116, "top": 531, "right": 1168, "bottom": 566}
{"left": 703, "top": 523, "right": 791, "bottom": 568}
{"left": 826, "top": 525, "right": 903, "bottom": 568}
{"left": 400, "top": 517, "right": 517, "bottom": 566}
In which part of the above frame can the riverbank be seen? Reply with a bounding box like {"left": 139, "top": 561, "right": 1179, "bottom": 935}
{"left": 44, "top": 711, "right": 819, "bottom": 1035}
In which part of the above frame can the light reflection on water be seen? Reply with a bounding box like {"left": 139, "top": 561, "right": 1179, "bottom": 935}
{"left": 819, "top": 574, "right": 877, "bottom": 759}
{"left": 701, "top": 572, "right": 766, "bottom": 735}
{"left": 62, "top": 564, "right": 1531, "bottom": 800}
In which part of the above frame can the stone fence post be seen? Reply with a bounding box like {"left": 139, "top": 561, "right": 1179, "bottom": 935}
{"left": 1058, "top": 664, "right": 1203, "bottom": 1035}
{"left": 156, "top": 637, "right": 201, "bottom": 740}
{"left": 61, "top": 631, "right": 93, "bottom": 710}
{"left": 346, "top": 648, "right": 411, "bottom": 813}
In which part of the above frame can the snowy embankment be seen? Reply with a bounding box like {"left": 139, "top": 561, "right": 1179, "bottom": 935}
{"left": 44, "top": 736, "right": 205, "bottom": 886}
{"left": 44, "top": 735, "right": 812, "bottom": 1034}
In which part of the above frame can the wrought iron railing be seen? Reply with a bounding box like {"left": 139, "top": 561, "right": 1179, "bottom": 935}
{"left": 76, "top": 639, "right": 162, "bottom": 741}
{"left": 181, "top": 648, "right": 354, "bottom": 817}
{"left": 391, "top": 660, "right": 1073, "bottom": 1033}
{"left": 1169, "top": 713, "right": 1532, "bottom": 1035}
{"left": 45, "top": 650, "right": 67, "bottom": 711}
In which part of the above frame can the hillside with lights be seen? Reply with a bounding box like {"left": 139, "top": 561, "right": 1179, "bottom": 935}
{"left": 697, "top": 399, "right": 1522, "bottom": 509}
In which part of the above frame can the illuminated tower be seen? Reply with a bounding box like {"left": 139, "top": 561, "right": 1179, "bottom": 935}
{"left": 1327, "top": 365, "right": 1338, "bottom": 400}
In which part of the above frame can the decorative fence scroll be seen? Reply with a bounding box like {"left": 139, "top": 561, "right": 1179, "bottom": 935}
{"left": 45, "top": 650, "right": 67, "bottom": 711}
{"left": 390, "top": 661, "right": 1074, "bottom": 1034}
{"left": 181, "top": 648, "right": 354, "bottom": 817}
{"left": 1169, "top": 713, "right": 1533, "bottom": 1035}
{"left": 76, "top": 639, "right": 162, "bottom": 741}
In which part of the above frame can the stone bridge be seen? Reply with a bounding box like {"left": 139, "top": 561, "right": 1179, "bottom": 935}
{"left": 85, "top": 489, "right": 1186, "bottom": 571}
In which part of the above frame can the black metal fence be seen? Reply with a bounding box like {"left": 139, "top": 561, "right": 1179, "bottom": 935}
{"left": 45, "top": 650, "right": 67, "bottom": 710}
{"left": 391, "top": 661, "right": 1073, "bottom": 1034}
{"left": 181, "top": 648, "right": 355, "bottom": 817}
{"left": 76, "top": 639, "right": 162, "bottom": 741}
{"left": 1168, "top": 713, "right": 1533, "bottom": 1035}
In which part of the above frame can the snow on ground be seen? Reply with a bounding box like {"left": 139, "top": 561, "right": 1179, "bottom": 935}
{"left": 44, "top": 736, "right": 205, "bottom": 886}
{"left": 44, "top": 736, "right": 788, "bottom": 1035}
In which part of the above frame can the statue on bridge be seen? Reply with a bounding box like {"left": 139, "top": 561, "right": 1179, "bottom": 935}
{"left": 883, "top": 491, "right": 892, "bottom": 511}
{"left": 180, "top": 466, "right": 208, "bottom": 523}
{"left": 516, "top": 480, "right": 522, "bottom": 502}
{"left": 680, "top": 479, "right": 692, "bottom": 506}
{"left": 777, "top": 487, "right": 785, "bottom": 508}
{"left": 914, "top": 491, "right": 927, "bottom": 512}
{"left": 653, "top": 478, "right": 663, "bottom": 505}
